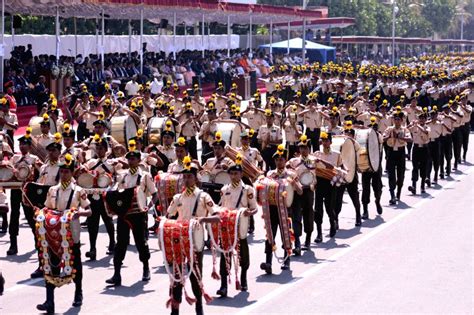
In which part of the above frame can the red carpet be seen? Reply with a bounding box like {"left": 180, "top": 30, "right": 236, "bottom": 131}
{"left": 15, "top": 81, "right": 266, "bottom": 136}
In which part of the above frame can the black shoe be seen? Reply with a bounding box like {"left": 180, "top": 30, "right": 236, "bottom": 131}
{"left": 106, "top": 243, "right": 115, "bottom": 255}
{"left": 148, "top": 223, "right": 158, "bottom": 234}
{"left": 105, "top": 274, "right": 122, "bottom": 286}
{"left": 293, "top": 247, "right": 301, "bottom": 256}
{"left": 355, "top": 218, "right": 361, "bottom": 227}
{"left": 142, "top": 268, "right": 151, "bottom": 282}
{"left": 425, "top": 179, "right": 431, "bottom": 188}
{"left": 240, "top": 283, "right": 248, "bottom": 292}
{"left": 6, "top": 244, "right": 17, "bottom": 256}
{"left": 314, "top": 234, "right": 322, "bottom": 243}
{"left": 335, "top": 220, "right": 339, "bottom": 231}
{"left": 440, "top": 173, "right": 445, "bottom": 179}
{"left": 421, "top": 188, "right": 426, "bottom": 194}
{"left": 281, "top": 259, "right": 290, "bottom": 270}
{"left": 248, "top": 226, "right": 255, "bottom": 234}
{"left": 30, "top": 268, "right": 43, "bottom": 279}
{"left": 329, "top": 223, "right": 337, "bottom": 238}
{"left": 361, "top": 211, "right": 369, "bottom": 220}
{"left": 389, "top": 197, "right": 397, "bottom": 205}
{"left": 36, "top": 302, "right": 54, "bottom": 314}
{"left": 85, "top": 249, "right": 96, "bottom": 261}
{"left": 408, "top": 186, "right": 416, "bottom": 195}
{"left": 302, "top": 240, "right": 311, "bottom": 250}
{"left": 72, "top": 290, "right": 83, "bottom": 307}
{"left": 216, "top": 287, "right": 227, "bottom": 297}
{"left": 204, "top": 240, "right": 211, "bottom": 250}
{"left": 376, "top": 202, "right": 383, "bottom": 215}
{"left": 0, "top": 226, "right": 7, "bottom": 234}
{"left": 260, "top": 262, "right": 272, "bottom": 275}
{"left": 0, "top": 271, "right": 5, "bottom": 296}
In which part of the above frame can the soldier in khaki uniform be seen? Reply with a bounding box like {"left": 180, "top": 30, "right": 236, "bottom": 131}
{"left": 383, "top": 111, "right": 412, "bottom": 205}
{"left": 6, "top": 132, "right": 42, "bottom": 256}
{"left": 167, "top": 137, "right": 190, "bottom": 174}
{"left": 198, "top": 103, "right": 218, "bottom": 164}
{"left": 37, "top": 155, "right": 91, "bottom": 313}
{"left": 408, "top": 112, "right": 431, "bottom": 194}
{"left": 106, "top": 148, "right": 158, "bottom": 286}
{"left": 257, "top": 109, "right": 283, "bottom": 171}
{"left": 287, "top": 135, "right": 317, "bottom": 252}
{"left": 439, "top": 104, "right": 456, "bottom": 178}
{"left": 282, "top": 112, "right": 302, "bottom": 159}
{"left": 426, "top": 107, "right": 443, "bottom": 185}
{"left": 179, "top": 106, "right": 200, "bottom": 160}
{"left": 167, "top": 158, "right": 219, "bottom": 315}
{"left": 215, "top": 156, "right": 257, "bottom": 297}
{"left": 260, "top": 145, "right": 302, "bottom": 274}
{"left": 300, "top": 94, "right": 324, "bottom": 152}
{"left": 201, "top": 133, "right": 234, "bottom": 203}
{"left": 313, "top": 132, "right": 340, "bottom": 242}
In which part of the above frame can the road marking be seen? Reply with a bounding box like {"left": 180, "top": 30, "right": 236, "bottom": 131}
{"left": 238, "top": 167, "right": 474, "bottom": 315}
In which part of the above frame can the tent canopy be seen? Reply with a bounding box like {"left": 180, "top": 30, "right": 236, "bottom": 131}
{"left": 260, "top": 37, "right": 336, "bottom": 64}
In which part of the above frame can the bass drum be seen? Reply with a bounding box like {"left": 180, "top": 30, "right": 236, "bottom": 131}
{"left": 0, "top": 166, "right": 14, "bottom": 181}
{"left": 256, "top": 177, "right": 294, "bottom": 208}
{"left": 158, "top": 219, "right": 205, "bottom": 253}
{"left": 211, "top": 120, "right": 243, "bottom": 148}
{"left": 96, "top": 173, "right": 112, "bottom": 188}
{"left": 110, "top": 115, "right": 137, "bottom": 145}
{"left": 197, "top": 171, "right": 211, "bottom": 183}
{"left": 77, "top": 172, "right": 95, "bottom": 189}
{"left": 147, "top": 117, "right": 176, "bottom": 145}
{"left": 331, "top": 135, "right": 356, "bottom": 183}
{"left": 16, "top": 164, "right": 32, "bottom": 181}
{"left": 355, "top": 128, "right": 381, "bottom": 172}
{"left": 28, "top": 116, "right": 44, "bottom": 136}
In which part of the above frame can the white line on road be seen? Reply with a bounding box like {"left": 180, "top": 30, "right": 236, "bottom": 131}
{"left": 237, "top": 167, "right": 474, "bottom": 315}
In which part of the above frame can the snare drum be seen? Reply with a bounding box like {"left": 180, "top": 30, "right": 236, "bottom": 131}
{"left": 96, "top": 173, "right": 112, "bottom": 188}
{"left": 197, "top": 170, "right": 211, "bottom": 183}
{"left": 15, "top": 164, "right": 32, "bottom": 181}
{"left": 0, "top": 166, "right": 14, "bottom": 181}
{"left": 214, "top": 171, "right": 231, "bottom": 185}
{"left": 255, "top": 177, "right": 294, "bottom": 208}
{"left": 77, "top": 172, "right": 95, "bottom": 189}
{"left": 211, "top": 120, "right": 243, "bottom": 148}
{"left": 299, "top": 171, "right": 315, "bottom": 187}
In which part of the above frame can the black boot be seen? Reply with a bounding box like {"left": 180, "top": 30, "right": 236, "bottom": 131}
{"left": 30, "top": 266, "right": 43, "bottom": 279}
{"left": 303, "top": 234, "right": 311, "bottom": 250}
{"left": 248, "top": 215, "right": 255, "bottom": 234}
{"left": 421, "top": 182, "right": 426, "bottom": 194}
{"left": 376, "top": 200, "right": 383, "bottom": 215}
{"left": 396, "top": 187, "right": 402, "bottom": 202}
{"left": 72, "top": 286, "right": 83, "bottom": 307}
{"left": 293, "top": 238, "right": 301, "bottom": 256}
{"left": 195, "top": 303, "right": 204, "bottom": 315}
{"left": 389, "top": 190, "right": 397, "bottom": 205}
{"left": 355, "top": 207, "right": 362, "bottom": 226}
{"left": 171, "top": 307, "right": 179, "bottom": 315}
{"left": 216, "top": 276, "right": 228, "bottom": 297}
{"left": 85, "top": 248, "right": 96, "bottom": 261}
{"left": 329, "top": 220, "right": 337, "bottom": 238}
{"left": 37, "top": 285, "right": 55, "bottom": 314}
{"left": 362, "top": 204, "right": 369, "bottom": 220}
{"left": 6, "top": 236, "right": 18, "bottom": 256}
{"left": 106, "top": 241, "right": 115, "bottom": 255}
{"left": 260, "top": 252, "right": 272, "bottom": 274}
{"left": 106, "top": 265, "right": 122, "bottom": 286}
{"left": 281, "top": 254, "right": 290, "bottom": 270}
{"left": 240, "top": 269, "right": 248, "bottom": 291}
{"left": 0, "top": 271, "right": 5, "bottom": 296}
{"left": 142, "top": 262, "right": 151, "bottom": 281}
{"left": 314, "top": 225, "right": 322, "bottom": 243}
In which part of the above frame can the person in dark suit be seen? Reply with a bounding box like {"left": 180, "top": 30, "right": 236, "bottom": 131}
{"left": 34, "top": 75, "right": 48, "bottom": 115}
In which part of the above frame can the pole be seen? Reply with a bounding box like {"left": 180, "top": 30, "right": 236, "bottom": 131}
{"left": 460, "top": 13, "right": 464, "bottom": 52}
{"left": 391, "top": 0, "right": 396, "bottom": 66}
{"left": 249, "top": 14, "right": 253, "bottom": 58}
{"left": 74, "top": 17, "right": 77, "bottom": 57}
{"left": 287, "top": 21, "right": 290, "bottom": 55}
{"left": 101, "top": 9, "right": 105, "bottom": 73}
{"left": 269, "top": 20, "right": 273, "bottom": 63}
{"left": 201, "top": 14, "right": 205, "bottom": 58}
{"left": 0, "top": 0, "right": 4, "bottom": 93}
{"left": 128, "top": 19, "right": 132, "bottom": 58}
{"left": 173, "top": 12, "right": 176, "bottom": 59}
{"left": 139, "top": 7, "right": 143, "bottom": 74}
{"left": 95, "top": 17, "right": 99, "bottom": 56}
{"left": 10, "top": 13, "right": 13, "bottom": 48}
{"left": 56, "top": 6, "right": 60, "bottom": 65}
{"left": 302, "top": 0, "right": 307, "bottom": 64}
{"left": 227, "top": 15, "right": 231, "bottom": 58}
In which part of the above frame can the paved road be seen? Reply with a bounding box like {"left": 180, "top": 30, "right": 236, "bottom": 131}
{"left": 1, "top": 134, "right": 473, "bottom": 314}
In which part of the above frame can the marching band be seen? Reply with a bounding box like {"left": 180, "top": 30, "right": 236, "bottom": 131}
{"left": 0, "top": 53, "right": 472, "bottom": 314}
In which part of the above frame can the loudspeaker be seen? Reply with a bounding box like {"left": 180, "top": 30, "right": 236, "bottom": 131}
{"left": 13, "top": 15, "right": 22, "bottom": 29}
{"left": 159, "top": 19, "right": 168, "bottom": 29}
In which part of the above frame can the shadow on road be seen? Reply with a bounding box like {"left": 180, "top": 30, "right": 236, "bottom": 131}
{"left": 208, "top": 291, "right": 256, "bottom": 308}
{"left": 101, "top": 280, "right": 155, "bottom": 297}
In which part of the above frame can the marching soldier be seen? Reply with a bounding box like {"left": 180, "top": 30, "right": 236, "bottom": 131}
{"left": 408, "top": 111, "right": 431, "bottom": 194}
{"left": 282, "top": 111, "right": 302, "bottom": 159}
{"left": 313, "top": 132, "right": 340, "bottom": 242}
{"left": 106, "top": 145, "right": 158, "bottom": 286}
{"left": 6, "top": 130, "right": 42, "bottom": 256}
{"left": 198, "top": 103, "right": 218, "bottom": 164}
{"left": 166, "top": 157, "right": 220, "bottom": 315}
{"left": 287, "top": 135, "right": 317, "bottom": 252}
{"left": 300, "top": 94, "right": 324, "bottom": 152}
{"left": 36, "top": 154, "right": 92, "bottom": 313}
{"left": 216, "top": 155, "right": 257, "bottom": 297}
{"left": 168, "top": 137, "right": 191, "bottom": 174}
{"left": 383, "top": 111, "right": 412, "bottom": 205}
{"left": 258, "top": 109, "right": 283, "bottom": 171}
{"left": 260, "top": 145, "right": 302, "bottom": 274}
{"left": 426, "top": 107, "right": 443, "bottom": 186}
{"left": 82, "top": 138, "right": 120, "bottom": 260}
{"left": 439, "top": 104, "right": 456, "bottom": 178}
{"left": 361, "top": 118, "right": 383, "bottom": 219}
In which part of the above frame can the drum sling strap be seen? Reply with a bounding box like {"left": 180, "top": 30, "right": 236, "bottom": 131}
{"left": 192, "top": 192, "right": 202, "bottom": 217}
{"left": 235, "top": 187, "right": 244, "bottom": 209}
{"left": 90, "top": 160, "right": 111, "bottom": 174}
{"left": 56, "top": 188, "right": 75, "bottom": 210}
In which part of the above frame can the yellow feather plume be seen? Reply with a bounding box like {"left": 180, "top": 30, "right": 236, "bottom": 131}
{"left": 64, "top": 153, "right": 73, "bottom": 166}
{"left": 137, "top": 129, "right": 143, "bottom": 138}
{"left": 215, "top": 131, "right": 222, "bottom": 141}
{"left": 235, "top": 153, "right": 243, "bottom": 166}
{"left": 183, "top": 155, "right": 192, "bottom": 170}
{"left": 54, "top": 132, "right": 62, "bottom": 143}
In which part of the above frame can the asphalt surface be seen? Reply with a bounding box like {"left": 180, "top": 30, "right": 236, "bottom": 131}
{"left": 0, "top": 134, "right": 473, "bottom": 315}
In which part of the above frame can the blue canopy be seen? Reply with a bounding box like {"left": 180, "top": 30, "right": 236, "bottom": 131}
{"left": 260, "top": 37, "right": 336, "bottom": 64}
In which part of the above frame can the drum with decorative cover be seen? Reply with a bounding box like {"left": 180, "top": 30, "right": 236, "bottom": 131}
{"left": 331, "top": 135, "right": 356, "bottom": 183}
{"left": 155, "top": 172, "right": 184, "bottom": 213}
{"left": 255, "top": 177, "right": 294, "bottom": 208}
